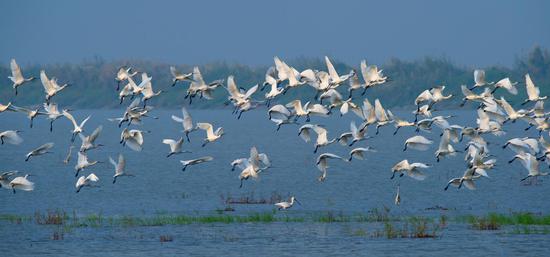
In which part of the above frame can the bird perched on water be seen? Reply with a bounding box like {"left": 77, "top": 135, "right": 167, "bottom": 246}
{"left": 8, "top": 59, "right": 35, "bottom": 95}
{"left": 274, "top": 196, "right": 301, "bottom": 210}
{"left": 25, "top": 142, "right": 54, "bottom": 161}
{"left": 180, "top": 156, "right": 214, "bottom": 171}
{"left": 75, "top": 173, "right": 99, "bottom": 193}
{"left": 9, "top": 174, "right": 34, "bottom": 194}
{"left": 110, "top": 154, "right": 133, "bottom": 184}
{"left": 163, "top": 137, "right": 191, "bottom": 157}
{"left": 0, "top": 130, "right": 23, "bottom": 145}
{"left": 196, "top": 122, "right": 224, "bottom": 147}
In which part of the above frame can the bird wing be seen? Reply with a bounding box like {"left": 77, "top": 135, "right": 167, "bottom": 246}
{"left": 226, "top": 76, "right": 242, "bottom": 99}
{"left": 87, "top": 173, "right": 99, "bottom": 182}
{"left": 392, "top": 160, "right": 409, "bottom": 171}
{"left": 268, "top": 104, "right": 291, "bottom": 117}
{"left": 40, "top": 70, "right": 55, "bottom": 94}
{"left": 192, "top": 67, "right": 205, "bottom": 85}
{"left": 117, "top": 154, "right": 125, "bottom": 173}
{"left": 325, "top": 56, "right": 339, "bottom": 81}
{"left": 10, "top": 59, "right": 23, "bottom": 81}
{"left": 299, "top": 125, "right": 313, "bottom": 142}
{"left": 88, "top": 125, "right": 102, "bottom": 143}
{"left": 461, "top": 85, "right": 475, "bottom": 97}
{"left": 1, "top": 131, "right": 23, "bottom": 145}
{"left": 374, "top": 99, "right": 388, "bottom": 121}
{"left": 37, "top": 142, "right": 54, "bottom": 152}
{"left": 62, "top": 110, "right": 79, "bottom": 128}
{"left": 438, "top": 130, "right": 451, "bottom": 151}
{"left": 196, "top": 123, "right": 215, "bottom": 138}
{"left": 498, "top": 97, "right": 515, "bottom": 116}
{"left": 109, "top": 156, "right": 117, "bottom": 168}
{"left": 474, "top": 69, "right": 485, "bottom": 85}
{"left": 79, "top": 115, "right": 91, "bottom": 128}
{"left": 307, "top": 104, "right": 329, "bottom": 116}
{"left": 525, "top": 74, "right": 539, "bottom": 99}
{"left": 244, "top": 84, "right": 259, "bottom": 99}
{"left": 181, "top": 107, "right": 194, "bottom": 131}
{"left": 170, "top": 66, "right": 181, "bottom": 77}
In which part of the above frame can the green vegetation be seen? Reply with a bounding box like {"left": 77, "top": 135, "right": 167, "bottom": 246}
{"left": 1, "top": 46, "right": 548, "bottom": 109}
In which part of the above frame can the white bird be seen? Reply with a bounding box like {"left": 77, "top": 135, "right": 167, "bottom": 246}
{"left": 170, "top": 66, "right": 193, "bottom": 87}
{"left": 120, "top": 128, "right": 146, "bottom": 151}
{"left": 0, "top": 130, "right": 23, "bottom": 145}
{"left": 502, "top": 137, "right": 539, "bottom": 155}
{"left": 196, "top": 122, "right": 224, "bottom": 147}
{"left": 140, "top": 72, "right": 162, "bottom": 107}
{"left": 403, "top": 135, "right": 433, "bottom": 151}
{"left": 74, "top": 152, "right": 99, "bottom": 177}
{"left": 460, "top": 85, "right": 491, "bottom": 107}
{"left": 274, "top": 196, "right": 301, "bottom": 210}
{"left": 391, "top": 159, "right": 430, "bottom": 180}
{"left": 435, "top": 130, "right": 459, "bottom": 162}
{"left": 429, "top": 86, "right": 453, "bottom": 108}
{"left": 79, "top": 125, "right": 103, "bottom": 152}
{"left": 472, "top": 69, "right": 493, "bottom": 89}
{"left": 0, "top": 171, "right": 19, "bottom": 189}
{"left": 9, "top": 174, "right": 34, "bottom": 194}
{"left": 360, "top": 60, "right": 387, "bottom": 94}
{"left": 444, "top": 168, "right": 480, "bottom": 190}
{"left": 491, "top": 77, "right": 518, "bottom": 95}
{"left": 11, "top": 105, "right": 47, "bottom": 128}
{"left": 347, "top": 69, "right": 363, "bottom": 98}
{"left": 268, "top": 104, "right": 297, "bottom": 131}
{"left": 348, "top": 147, "right": 376, "bottom": 161}
{"left": 237, "top": 146, "right": 271, "bottom": 188}
{"left": 352, "top": 98, "right": 377, "bottom": 129}
{"left": 415, "top": 90, "right": 433, "bottom": 107}
{"left": 115, "top": 66, "right": 137, "bottom": 91}
{"left": 522, "top": 73, "right": 547, "bottom": 105}
{"left": 388, "top": 111, "right": 415, "bottom": 135}
{"left": 75, "top": 173, "right": 99, "bottom": 193}
{"left": 509, "top": 152, "right": 548, "bottom": 182}
{"left": 43, "top": 102, "right": 65, "bottom": 132}
{"left": 180, "top": 156, "right": 214, "bottom": 171}
{"left": 25, "top": 142, "right": 54, "bottom": 162}
{"left": 374, "top": 99, "right": 393, "bottom": 134}
{"left": 316, "top": 153, "right": 348, "bottom": 182}
{"left": 8, "top": 59, "right": 35, "bottom": 95}
{"left": 62, "top": 110, "right": 91, "bottom": 142}
{"left": 163, "top": 137, "right": 191, "bottom": 157}
{"left": 497, "top": 97, "right": 528, "bottom": 123}
{"left": 298, "top": 124, "right": 336, "bottom": 153}
{"left": 286, "top": 100, "right": 329, "bottom": 122}
{"left": 40, "top": 70, "right": 69, "bottom": 103}
{"left": 110, "top": 154, "right": 133, "bottom": 184}
{"left": 171, "top": 107, "right": 196, "bottom": 142}
{"left": 337, "top": 121, "right": 371, "bottom": 146}
{"left": 325, "top": 56, "right": 354, "bottom": 87}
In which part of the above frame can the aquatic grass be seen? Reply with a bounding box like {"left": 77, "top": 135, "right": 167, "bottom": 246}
{"left": 35, "top": 210, "right": 67, "bottom": 225}
{"left": 464, "top": 212, "right": 550, "bottom": 230}
{"left": 0, "top": 214, "right": 29, "bottom": 224}
{"left": 159, "top": 235, "right": 173, "bottom": 242}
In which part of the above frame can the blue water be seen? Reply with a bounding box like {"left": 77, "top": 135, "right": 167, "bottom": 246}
{"left": 1, "top": 109, "right": 549, "bottom": 256}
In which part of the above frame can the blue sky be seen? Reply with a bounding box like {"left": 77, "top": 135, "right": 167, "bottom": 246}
{"left": 1, "top": 0, "right": 549, "bottom": 67}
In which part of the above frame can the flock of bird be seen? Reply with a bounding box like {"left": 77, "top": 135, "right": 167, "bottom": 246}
{"left": 1, "top": 56, "right": 548, "bottom": 210}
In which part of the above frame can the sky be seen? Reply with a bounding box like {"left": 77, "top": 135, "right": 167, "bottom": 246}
{"left": 1, "top": 0, "right": 549, "bottom": 67}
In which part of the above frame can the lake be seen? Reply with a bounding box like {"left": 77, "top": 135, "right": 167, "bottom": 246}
{"left": 1, "top": 108, "right": 549, "bottom": 256}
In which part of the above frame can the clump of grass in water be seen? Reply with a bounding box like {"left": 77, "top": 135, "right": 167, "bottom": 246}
{"left": 160, "top": 235, "right": 173, "bottom": 242}
{"left": 466, "top": 212, "right": 550, "bottom": 230}
{"left": 313, "top": 211, "right": 350, "bottom": 223}
{"left": 220, "top": 191, "right": 288, "bottom": 205}
{"left": 372, "top": 217, "right": 440, "bottom": 239}
{"left": 35, "top": 210, "right": 67, "bottom": 225}
{"left": 0, "top": 214, "right": 27, "bottom": 224}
